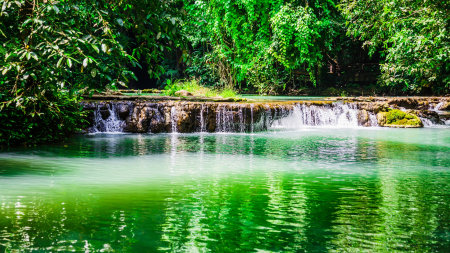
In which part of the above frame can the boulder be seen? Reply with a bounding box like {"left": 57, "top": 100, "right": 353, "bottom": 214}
{"left": 175, "top": 90, "right": 193, "bottom": 97}
{"left": 357, "top": 110, "right": 370, "bottom": 126}
{"left": 118, "top": 104, "right": 130, "bottom": 120}
{"left": 439, "top": 102, "right": 450, "bottom": 111}
{"left": 377, "top": 109, "right": 423, "bottom": 128}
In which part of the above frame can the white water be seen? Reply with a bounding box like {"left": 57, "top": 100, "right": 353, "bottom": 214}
{"left": 90, "top": 102, "right": 445, "bottom": 134}
{"left": 216, "top": 104, "right": 237, "bottom": 133}
{"left": 272, "top": 103, "right": 359, "bottom": 129}
{"left": 433, "top": 102, "right": 444, "bottom": 111}
{"left": 200, "top": 104, "right": 205, "bottom": 132}
{"left": 91, "top": 104, "right": 124, "bottom": 133}
{"left": 171, "top": 106, "right": 178, "bottom": 133}
{"left": 420, "top": 117, "right": 433, "bottom": 127}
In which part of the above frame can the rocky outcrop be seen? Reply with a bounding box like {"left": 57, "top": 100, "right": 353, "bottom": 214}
{"left": 80, "top": 98, "right": 449, "bottom": 133}
{"left": 377, "top": 109, "right": 423, "bottom": 128}
{"left": 80, "top": 100, "right": 345, "bottom": 133}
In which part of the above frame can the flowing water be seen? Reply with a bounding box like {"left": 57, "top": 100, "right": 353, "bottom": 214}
{"left": 2, "top": 122, "right": 450, "bottom": 251}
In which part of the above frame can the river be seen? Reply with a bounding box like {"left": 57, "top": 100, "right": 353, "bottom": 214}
{"left": 1, "top": 124, "right": 450, "bottom": 251}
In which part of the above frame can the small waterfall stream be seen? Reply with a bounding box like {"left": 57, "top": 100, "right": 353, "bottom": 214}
{"left": 272, "top": 103, "right": 360, "bottom": 128}
{"left": 91, "top": 103, "right": 125, "bottom": 133}
{"left": 85, "top": 100, "right": 446, "bottom": 134}
{"left": 171, "top": 106, "right": 178, "bottom": 133}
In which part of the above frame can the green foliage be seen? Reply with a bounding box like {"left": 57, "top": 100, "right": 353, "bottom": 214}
{"left": 183, "top": 0, "right": 343, "bottom": 92}
{"left": 163, "top": 79, "right": 238, "bottom": 98}
{"left": 339, "top": 0, "right": 450, "bottom": 93}
{"left": 0, "top": 0, "right": 184, "bottom": 147}
{"left": 0, "top": 91, "right": 88, "bottom": 147}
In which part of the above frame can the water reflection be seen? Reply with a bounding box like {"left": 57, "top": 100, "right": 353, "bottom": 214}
{"left": 0, "top": 128, "right": 450, "bottom": 251}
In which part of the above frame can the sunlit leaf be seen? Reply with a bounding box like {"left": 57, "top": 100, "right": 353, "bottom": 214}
{"left": 56, "top": 57, "right": 64, "bottom": 68}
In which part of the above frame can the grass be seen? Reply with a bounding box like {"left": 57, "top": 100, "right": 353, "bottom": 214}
{"left": 163, "top": 79, "right": 239, "bottom": 98}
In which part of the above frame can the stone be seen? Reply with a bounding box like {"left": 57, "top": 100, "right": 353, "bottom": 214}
{"left": 118, "top": 104, "right": 130, "bottom": 120}
{"left": 377, "top": 109, "right": 423, "bottom": 128}
{"left": 439, "top": 102, "right": 450, "bottom": 111}
{"left": 175, "top": 90, "right": 193, "bottom": 97}
{"left": 357, "top": 110, "right": 370, "bottom": 126}
{"left": 99, "top": 109, "right": 110, "bottom": 120}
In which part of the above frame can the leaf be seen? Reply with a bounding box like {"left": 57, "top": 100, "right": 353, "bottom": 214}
{"left": 157, "top": 32, "right": 161, "bottom": 40}
{"left": 83, "top": 58, "right": 88, "bottom": 67}
{"left": 30, "top": 52, "right": 38, "bottom": 61}
{"left": 26, "top": 52, "right": 31, "bottom": 60}
{"left": 67, "top": 58, "right": 72, "bottom": 68}
{"left": 91, "top": 68, "right": 97, "bottom": 78}
{"left": 91, "top": 44, "right": 99, "bottom": 53}
{"left": 130, "top": 72, "right": 138, "bottom": 81}
{"left": 2, "top": 68, "right": 7, "bottom": 75}
{"left": 116, "top": 18, "right": 124, "bottom": 26}
{"left": 15, "top": 1, "right": 21, "bottom": 7}
{"left": 82, "top": 35, "right": 91, "bottom": 41}
{"left": 171, "top": 18, "right": 175, "bottom": 25}
{"left": 56, "top": 57, "right": 64, "bottom": 68}
{"left": 101, "top": 44, "right": 108, "bottom": 53}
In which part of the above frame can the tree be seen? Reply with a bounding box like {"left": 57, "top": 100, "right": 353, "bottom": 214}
{"left": 0, "top": 0, "right": 184, "bottom": 147}
{"left": 339, "top": 0, "right": 450, "bottom": 93}
{"left": 183, "top": 0, "right": 344, "bottom": 93}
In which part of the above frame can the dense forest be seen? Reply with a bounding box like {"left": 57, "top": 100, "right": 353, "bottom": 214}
{"left": 1, "top": 0, "right": 449, "bottom": 146}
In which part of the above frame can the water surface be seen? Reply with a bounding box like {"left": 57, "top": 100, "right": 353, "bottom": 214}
{"left": 1, "top": 127, "right": 450, "bottom": 252}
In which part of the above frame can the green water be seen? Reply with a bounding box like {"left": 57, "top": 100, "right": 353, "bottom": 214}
{"left": 1, "top": 127, "right": 450, "bottom": 252}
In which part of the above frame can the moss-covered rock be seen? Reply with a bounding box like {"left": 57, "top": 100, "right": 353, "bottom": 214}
{"left": 377, "top": 109, "right": 423, "bottom": 128}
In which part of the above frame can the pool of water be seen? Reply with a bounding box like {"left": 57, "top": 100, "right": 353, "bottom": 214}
{"left": 1, "top": 127, "right": 450, "bottom": 252}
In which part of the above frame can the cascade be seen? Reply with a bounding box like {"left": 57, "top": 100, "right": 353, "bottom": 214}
{"left": 199, "top": 104, "right": 206, "bottom": 132}
{"left": 433, "top": 102, "right": 444, "bottom": 111}
{"left": 84, "top": 100, "right": 449, "bottom": 134}
{"left": 91, "top": 103, "right": 125, "bottom": 133}
{"left": 250, "top": 104, "right": 254, "bottom": 133}
{"left": 272, "top": 103, "right": 359, "bottom": 128}
{"left": 171, "top": 106, "right": 178, "bottom": 133}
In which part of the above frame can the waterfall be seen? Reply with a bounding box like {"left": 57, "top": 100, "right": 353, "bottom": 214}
{"left": 238, "top": 107, "right": 245, "bottom": 133}
{"left": 432, "top": 102, "right": 444, "bottom": 111}
{"left": 91, "top": 103, "right": 124, "bottom": 133}
{"left": 86, "top": 100, "right": 449, "bottom": 134}
{"left": 272, "top": 103, "right": 359, "bottom": 128}
{"left": 250, "top": 104, "right": 254, "bottom": 133}
{"left": 368, "top": 112, "right": 379, "bottom": 127}
{"left": 420, "top": 117, "right": 433, "bottom": 127}
{"left": 200, "top": 104, "right": 206, "bottom": 132}
{"left": 171, "top": 106, "right": 178, "bottom": 133}
{"left": 216, "top": 104, "right": 240, "bottom": 133}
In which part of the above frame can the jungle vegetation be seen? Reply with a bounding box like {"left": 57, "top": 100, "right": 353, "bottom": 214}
{"left": 0, "top": 0, "right": 449, "bottom": 146}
